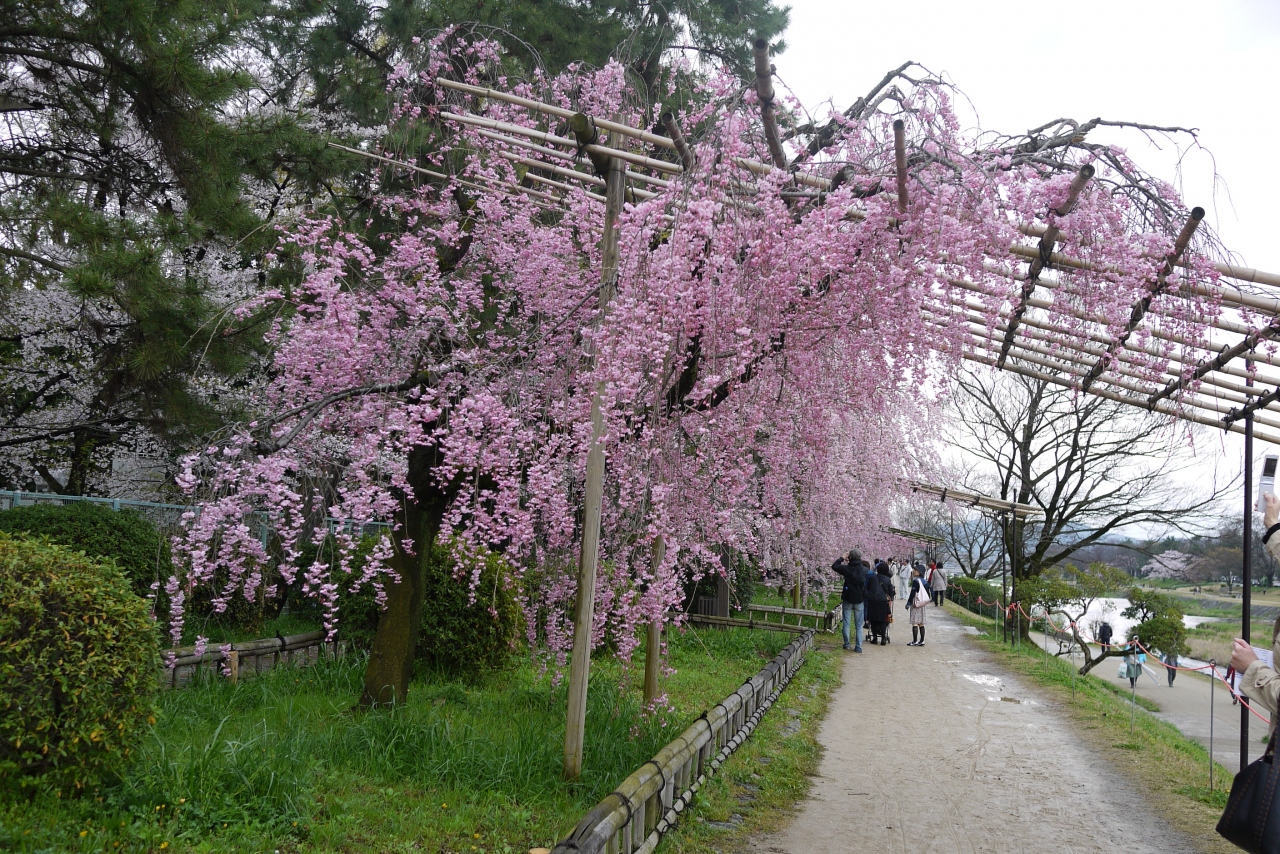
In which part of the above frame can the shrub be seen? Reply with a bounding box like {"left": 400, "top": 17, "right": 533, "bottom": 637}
{"left": 415, "top": 543, "right": 522, "bottom": 676}
{"left": 0, "top": 533, "right": 159, "bottom": 792}
{"left": 0, "top": 501, "right": 169, "bottom": 596}
{"left": 289, "top": 535, "right": 521, "bottom": 675}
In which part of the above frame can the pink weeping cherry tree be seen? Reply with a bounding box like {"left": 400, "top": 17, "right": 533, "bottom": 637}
{"left": 170, "top": 33, "right": 1222, "bottom": 705}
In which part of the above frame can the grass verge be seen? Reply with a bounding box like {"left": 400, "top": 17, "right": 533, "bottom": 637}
{"left": 946, "top": 603, "right": 1238, "bottom": 854}
{"left": 1, "top": 624, "right": 831, "bottom": 854}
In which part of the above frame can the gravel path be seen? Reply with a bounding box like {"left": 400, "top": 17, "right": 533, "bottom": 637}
{"left": 749, "top": 607, "right": 1200, "bottom": 853}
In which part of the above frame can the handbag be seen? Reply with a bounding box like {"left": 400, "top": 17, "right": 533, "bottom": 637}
{"left": 1217, "top": 737, "right": 1280, "bottom": 853}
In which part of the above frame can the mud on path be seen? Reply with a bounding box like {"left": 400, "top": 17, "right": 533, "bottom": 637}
{"left": 750, "top": 608, "right": 1200, "bottom": 854}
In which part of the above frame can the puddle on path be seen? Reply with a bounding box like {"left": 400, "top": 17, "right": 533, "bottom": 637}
{"left": 962, "top": 673, "right": 1002, "bottom": 689}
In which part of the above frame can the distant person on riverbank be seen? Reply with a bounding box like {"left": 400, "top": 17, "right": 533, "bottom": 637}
{"left": 832, "top": 549, "right": 866, "bottom": 653}
{"left": 907, "top": 568, "right": 930, "bottom": 646}
{"left": 1098, "top": 621, "right": 1114, "bottom": 653}
{"left": 929, "top": 562, "right": 947, "bottom": 606}
{"left": 1163, "top": 651, "right": 1178, "bottom": 687}
{"left": 1229, "top": 491, "right": 1280, "bottom": 734}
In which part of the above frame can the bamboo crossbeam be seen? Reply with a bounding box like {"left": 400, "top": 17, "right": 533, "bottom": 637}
{"left": 1147, "top": 322, "right": 1280, "bottom": 410}
{"left": 733, "top": 156, "right": 832, "bottom": 190}
{"left": 520, "top": 169, "right": 607, "bottom": 200}
{"left": 500, "top": 151, "right": 605, "bottom": 187}
{"left": 442, "top": 111, "right": 684, "bottom": 175}
{"left": 961, "top": 348, "right": 1280, "bottom": 446}
{"left": 936, "top": 298, "right": 1272, "bottom": 402}
{"left": 909, "top": 481, "right": 1040, "bottom": 516}
{"left": 997, "top": 164, "right": 1094, "bottom": 369}
{"left": 953, "top": 319, "right": 1280, "bottom": 433}
{"left": 1080, "top": 207, "right": 1204, "bottom": 392}
{"left": 1016, "top": 221, "right": 1280, "bottom": 293}
{"left": 478, "top": 128, "right": 673, "bottom": 190}
{"left": 434, "top": 77, "right": 678, "bottom": 152}
{"left": 1224, "top": 383, "right": 1280, "bottom": 427}
{"left": 954, "top": 264, "right": 1280, "bottom": 375}
{"left": 957, "top": 321, "right": 1280, "bottom": 432}
{"left": 753, "top": 39, "right": 787, "bottom": 169}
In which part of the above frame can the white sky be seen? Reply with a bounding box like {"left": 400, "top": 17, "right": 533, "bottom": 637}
{"left": 776, "top": 0, "right": 1280, "bottom": 528}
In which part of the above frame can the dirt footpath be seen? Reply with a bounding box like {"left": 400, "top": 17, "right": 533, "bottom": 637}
{"left": 750, "top": 608, "right": 1199, "bottom": 854}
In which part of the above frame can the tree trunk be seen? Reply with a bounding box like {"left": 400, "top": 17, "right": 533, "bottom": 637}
{"left": 359, "top": 444, "right": 447, "bottom": 708}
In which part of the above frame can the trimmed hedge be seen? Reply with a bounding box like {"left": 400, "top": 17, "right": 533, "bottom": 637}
{"left": 0, "top": 501, "right": 169, "bottom": 596}
{"left": 947, "top": 575, "right": 1004, "bottom": 618}
{"left": 0, "top": 533, "right": 158, "bottom": 792}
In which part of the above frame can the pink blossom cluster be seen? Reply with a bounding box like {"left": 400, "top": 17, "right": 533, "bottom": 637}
{"left": 170, "top": 37, "right": 1219, "bottom": 669}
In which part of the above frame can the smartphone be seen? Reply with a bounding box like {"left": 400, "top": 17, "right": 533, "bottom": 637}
{"left": 1259, "top": 454, "right": 1278, "bottom": 511}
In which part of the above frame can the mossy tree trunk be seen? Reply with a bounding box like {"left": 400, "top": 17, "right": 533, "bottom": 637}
{"left": 360, "top": 444, "right": 448, "bottom": 708}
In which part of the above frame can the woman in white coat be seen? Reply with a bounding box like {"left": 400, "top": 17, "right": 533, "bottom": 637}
{"left": 907, "top": 568, "right": 930, "bottom": 646}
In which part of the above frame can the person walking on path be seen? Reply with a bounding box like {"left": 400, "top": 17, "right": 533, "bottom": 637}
{"left": 1230, "top": 491, "right": 1280, "bottom": 740}
{"left": 907, "top": 568, "right": 930, "bottom": 646}
{"left": 832, "top": 549, "right": 866, "bottom": 653}
{"left": 1123, "top": 640, "right": 1142, "bottom": 690}
{"left": 1163, "top": 651, "right": 1178, "bottom": 687}
{"left": 1098, "top": 621, "right": 1114, "bottom": 654}
{"left": 929, "top": 562, "right": 948, "bottom": 606}
{"left": 865, "top": 561, "right": 895, "bottom": 645}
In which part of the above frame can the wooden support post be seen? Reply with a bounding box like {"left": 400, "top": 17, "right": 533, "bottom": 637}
{"left": 661, "top": 112, "right": 696, "bottom": 172}
{"left": 563, "top": 131, "right": 627, "bottom": 782}
{"left": 792, "top": 575, "right": 801, "bottom": 608}
{"left": 752, "top": 39, "right": 787, "bottom": 169}
{"left": 227, "top": 649, "right": 239, "bottom": 684}
{"left": 643, "top": 536, "right": 666, "bottom": 705}
{"left": 893, "top": 119, "right": 908, "bottom": 215}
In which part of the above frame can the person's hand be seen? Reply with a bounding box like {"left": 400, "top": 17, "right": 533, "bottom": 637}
{"left": 1231, "top": 638, "right": 1260, "bottom": 673}
{"left": 1264, "top": 491, "right": 1280, "bottom": 529}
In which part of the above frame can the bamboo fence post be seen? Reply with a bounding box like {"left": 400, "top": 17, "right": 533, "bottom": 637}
{"left": 564, "top": 126, "right": 627, "bottom": 782}
{"left": 752, "top": 39, "right": 787, "bottom": 169}
{"left": 643, "top": 536, "right": 667, "bottom": 705}
{"left": 228, "top": 649, "right": 239, "bottom": 684}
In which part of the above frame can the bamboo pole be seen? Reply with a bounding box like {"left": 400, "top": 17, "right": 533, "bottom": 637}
{"left": 753, "top": 39, "right": 787, "bottom": 169}
{"left": 564, "top": 132, "right": 627, "bottom": 782}
{"left": 434, "top": 77, "right": 678, "bottom": 152}
{"left": 979, "top": 350, "right": 1280, "bottom": 446}
{"left": 643, "top": 536, "right": 666, "bottom": 705}
{"left": 661, "top": 112, "right": 697, "bottom": 172}
{"left": 941, "top": 297, "right": 1273, "bottom": 402}
{"left": 893, "top": 119, "right": 908, "bottom": 215}
{"left": 442, "top": 111, "right": 683, "bottom": 174}
{"left": 1147, "top": 320, "right": 1280, "bottom": 410}
{"left": 1081, "top": 207, "right": 1204, "bottom": 392}
{"left": 997, "top": 164, "right": 1094, "bottom": 368}
{"left": 950, "top": 267, "right": 1280, "bottom": 377}
{"left": 957, "top": 321, "right": 1280, "bottom": 432}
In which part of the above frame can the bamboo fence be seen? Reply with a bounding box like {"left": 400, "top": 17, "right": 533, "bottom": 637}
{"left": 161, "top": 629, "right": 341, "bottom": 689}
{"left": 550, "top": 629, "right": 814, "bottom": 854}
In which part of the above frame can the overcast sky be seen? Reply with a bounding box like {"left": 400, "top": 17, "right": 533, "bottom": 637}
{"left": 773, "top": 0, "right": 1279, "bottom": 525}
{"left": 778, "top": 0, "right": 1279, "bottom": 274}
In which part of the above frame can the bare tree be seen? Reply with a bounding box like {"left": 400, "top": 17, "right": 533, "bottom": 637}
{"left": 949, "top": 363, "right": 1235, "bottom": 585}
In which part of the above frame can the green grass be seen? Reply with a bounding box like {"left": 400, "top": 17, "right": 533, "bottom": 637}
{"left": 178, "top": 611, "right": 322, "bottom": 646}
{"left": 947, "top": 604, "right": 1238, "bottom": 853}
{"left": 1, "top": 625, "right": 818, "bottom": 854}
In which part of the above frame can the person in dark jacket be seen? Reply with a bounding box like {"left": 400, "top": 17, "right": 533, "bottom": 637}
{"left": 1098, "top": 621, "right": 1114, "bottom": 654}
{"left": 866, "top": 561, "right": 896, "bottom": 645}
{"left": 832, "top": 549, "right": 866, "bottom": 653}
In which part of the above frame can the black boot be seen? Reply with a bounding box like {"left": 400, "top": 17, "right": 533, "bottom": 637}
{"left": 919, "top": 627, "right": 925, "bottom": 646}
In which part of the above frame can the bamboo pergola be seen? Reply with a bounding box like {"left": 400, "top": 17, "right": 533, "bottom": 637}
{"left": 331, "top": 45, "right": 1280, "bottom": 777}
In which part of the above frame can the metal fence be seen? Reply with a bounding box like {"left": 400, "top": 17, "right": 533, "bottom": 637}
{"left": 551, "top": 628, "right": 814, "bottom": 854}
